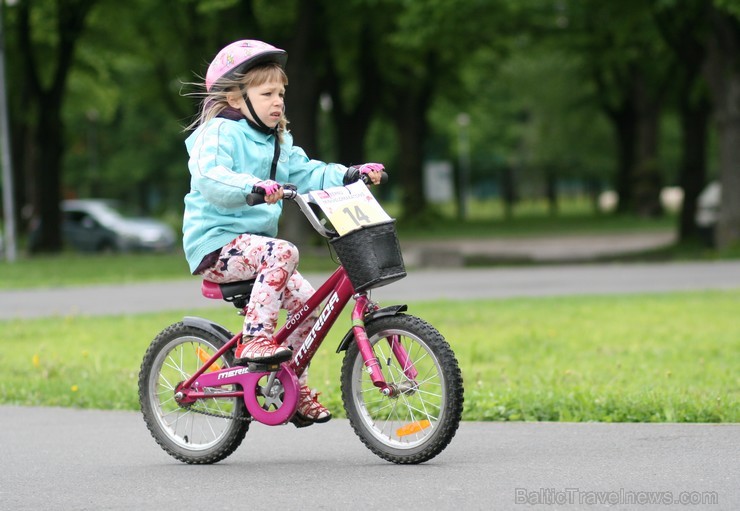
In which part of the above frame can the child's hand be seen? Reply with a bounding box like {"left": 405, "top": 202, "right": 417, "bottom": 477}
{"left": 345, "top": 163, "right": 385, "bottom": 185}
{"left": 359, "top": 163, "right": 384, "bottom": 185}
{"left": 253, "top": 180, "right": 283, "bottom": 204}
{"left": 264, "top": 188, "right": 284, "bottom": 204}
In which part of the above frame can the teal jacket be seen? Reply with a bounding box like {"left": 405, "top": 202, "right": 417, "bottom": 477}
{"left": 183, "top": 117, "right": 347, "bottom": 273}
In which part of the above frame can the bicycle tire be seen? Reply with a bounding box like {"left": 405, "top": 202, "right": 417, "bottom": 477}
{"left": 138, "top": 322, "right": 249, "bottom": 464}
{"left": 340, "top": 314, "right": 464, "bottom": 464}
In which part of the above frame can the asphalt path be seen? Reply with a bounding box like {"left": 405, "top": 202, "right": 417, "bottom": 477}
{"left": 2, "top": 260, "right": 740, "bottom": 319}
{"left": 2, "top": 262, "right": 739, "bottom": 510}
{"left": 1, "top": 406, "right": 737, "bottom": 511}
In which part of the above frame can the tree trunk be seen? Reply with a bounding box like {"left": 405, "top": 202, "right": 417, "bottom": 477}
{"left": 501, "top": 167, "right": 516, "bottom": 221}
{"left": 17, "top": 0, "right": 98, "bottom": 253}
{"left": 545, "top": 168, "right": 558, "bottom": 217}
{"left": 281, "top": 1, "right": 322, "bottom": 157}
{"left": 32, "top": 95, "right": 65, "bottom": 252}
{"left": 632, "top": 72, "right": 663, "bottom": 218}
{"left": 330, "top": 84, "right": 374, "bottom": 165}
{"left": 651, "top": 0, "right": 711, "bottom": 242}
{"left": 677, "top": 91, "right": 711, "bottom": 241}
{"left": 328, "top": 27, "right": 379, "bottom": 165}
{"left": 385, "top": 50, "right": 437, "bottom": 223}
{"left": 608, "top": 102, "right": 637, "bottom": 214}
{"left": 393, "top": 88, "right": 431, "bottom": 223}
{"left": 276, "top": 0, "right": 325, "bottom": 249}
{"left": 705, "top": 7, "right": 740, "bottom": 249}
{"left": 605, "top": 71, "right": 663, "bottom": 217}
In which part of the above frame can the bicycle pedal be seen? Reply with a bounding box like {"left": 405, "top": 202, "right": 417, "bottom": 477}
{"left": 290, "top": 415, "right": 315, "bottom": 429}
{"left": 246, "top": 361, "right": 282, "bottom": 372}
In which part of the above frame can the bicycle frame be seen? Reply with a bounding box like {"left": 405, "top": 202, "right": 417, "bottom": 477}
{"left": 176, "top": 263, "right": 414, "bottom": 424}
{"left": 172, "top": 183, "right": 417, "bottom": 425}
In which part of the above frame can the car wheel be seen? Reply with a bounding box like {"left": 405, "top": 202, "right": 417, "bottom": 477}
{"left": 97, "top": 240, "right": 117, "bottom": 254}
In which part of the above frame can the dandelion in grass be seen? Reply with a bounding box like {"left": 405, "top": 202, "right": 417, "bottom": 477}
{"left": 32, "top": 354, "right": 40, "bottom": 368}
{"left": 71, "top": 385, "right": 79, "bottom": 393}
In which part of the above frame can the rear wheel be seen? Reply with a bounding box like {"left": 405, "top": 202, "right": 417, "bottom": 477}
{"left": 138, "top": 322, "right": 249, "bottom": 464}
{"left": 340, "top": 314, "right": 464, "bottom": 464}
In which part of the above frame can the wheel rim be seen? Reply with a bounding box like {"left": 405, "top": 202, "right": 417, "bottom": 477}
{"left": 350, "top": 328, "right": 446, "bottom": 449}
{"left": 147, "top": 336, "right": 242, "bottom": 451}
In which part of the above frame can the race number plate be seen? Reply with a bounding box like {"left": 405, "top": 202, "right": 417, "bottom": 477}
{"left": 307, "top": 181, "right": 391, "bottom": 235}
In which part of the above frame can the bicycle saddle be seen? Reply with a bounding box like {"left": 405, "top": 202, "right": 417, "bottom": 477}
{"left": 201, "top": 279, "right": 255, "bottom": 309}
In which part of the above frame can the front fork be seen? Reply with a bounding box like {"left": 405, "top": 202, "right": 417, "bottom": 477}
{"left": 350, "top": 295, "right": 417, "bottom": 396}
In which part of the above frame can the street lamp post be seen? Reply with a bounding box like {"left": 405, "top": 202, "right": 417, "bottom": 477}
{"left": 0, "top": 0, "right": 17, "bottom": 262}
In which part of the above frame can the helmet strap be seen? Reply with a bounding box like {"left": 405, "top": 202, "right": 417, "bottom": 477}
{"left": 241, "top": 88, "right": 280, "bottom": 181}
{"left": 241, "top": 89, "right": 275, "bottom": 135}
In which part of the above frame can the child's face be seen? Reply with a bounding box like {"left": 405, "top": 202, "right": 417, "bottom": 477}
{"left": 230, "top": 80, "right": 285, "bottom": 128}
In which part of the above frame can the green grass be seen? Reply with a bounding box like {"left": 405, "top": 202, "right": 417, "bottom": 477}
{"left": 1, "top": 290, "right": 737, "bottom": 422}
{"left": 0, "top": 252, "right": 189, "bottom": 289}
{"left": 0, "top": 250, "right": 339, "bottom": 290}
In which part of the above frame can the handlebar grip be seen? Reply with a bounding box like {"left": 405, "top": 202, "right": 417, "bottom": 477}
{"left": 360, "top": 171, "right": 389, "bottom": 185}
{"left": 246, "top": 192, "right": 266, "bottom": 206}
{"left": 248, "top": 175, "right": 383, "bottom": 206}
{"left": 247, "top": 183, "right": 297, "bottom": 206}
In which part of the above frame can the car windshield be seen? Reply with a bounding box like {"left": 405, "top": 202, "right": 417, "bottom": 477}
{"left": 88, "top": 201, "right": 127, "bottom": 226}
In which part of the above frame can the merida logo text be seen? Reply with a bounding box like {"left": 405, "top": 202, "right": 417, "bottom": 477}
{"left": 217, "top": 367, "right": 250, "bottom": 380}
{"left": 295, "top": 291, "right": 340, "bottom": 363}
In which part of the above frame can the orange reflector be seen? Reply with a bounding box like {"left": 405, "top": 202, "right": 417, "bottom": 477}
{"left": 396, "top": 420, "right": 431, "bottom": 437}
{"left": 196, "top": 347, "right": 221, "bottom": 372}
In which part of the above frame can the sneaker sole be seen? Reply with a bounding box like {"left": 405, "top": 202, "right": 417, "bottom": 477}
{"left": 234, "top": 349, "right": 292, "bottom": 366}
{"left": 295, "top": 412, "right": 332, "bottom": 424}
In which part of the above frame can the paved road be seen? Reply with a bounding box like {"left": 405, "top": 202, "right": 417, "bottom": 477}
{"left": 1, "top": 406, "right": 737, "bottom": 511}
{"left": 2, "top": 260, "right": 740, "bottom": 319}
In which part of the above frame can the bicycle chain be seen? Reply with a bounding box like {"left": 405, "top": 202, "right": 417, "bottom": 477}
{"left": 185, "top": 404, "right": 316, "bottom": 428}
{"left": 175, "top": 362, "right": 299, "bottom": 425}
{"left": 181, "top": 393, "right": 316, "bottom": 427}
{"left": 183, "top": 403, "right": 253, "bottom": 423}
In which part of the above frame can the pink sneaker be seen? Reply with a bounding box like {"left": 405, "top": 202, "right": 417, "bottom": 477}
{"left": 296, "top": 385, "right": 331, "bottom": 423}
{"left": 234, "top": 336, "right": 291, "bottom": 364}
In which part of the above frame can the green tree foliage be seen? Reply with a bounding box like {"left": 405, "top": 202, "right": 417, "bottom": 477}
{"left": 430, "top": 37, "right": 615, "bottom": 217}
{"left": 3, "top": 0, "right": 740, "bottom": 252}
{"left": 556, "top": 0, "right": 675, "bottom": 217}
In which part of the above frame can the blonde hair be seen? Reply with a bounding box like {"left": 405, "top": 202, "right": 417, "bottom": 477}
{"left": 186, "top": 63, "right": 289, "bottom": 142}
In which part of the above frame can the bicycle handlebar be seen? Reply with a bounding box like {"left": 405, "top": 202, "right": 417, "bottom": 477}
{"left": 245, "top": 172, "right": 388, "bottom": 239}
{"left": 246, "top": 172, "right": 387, "bottom": 207}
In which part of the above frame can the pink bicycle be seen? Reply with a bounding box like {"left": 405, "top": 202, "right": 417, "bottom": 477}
{"left": 138, "top": 178, "right": 464, "bottom": 464}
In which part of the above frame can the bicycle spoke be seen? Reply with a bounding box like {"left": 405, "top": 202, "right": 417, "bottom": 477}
{"left": 163, "top": 356, "right": 189, "bottom": 381}
{"left": 398, "top": 395, "right": 438, "bottom": 422}
{"left": 157, "top": 372, "right": 177, "bottom": 392}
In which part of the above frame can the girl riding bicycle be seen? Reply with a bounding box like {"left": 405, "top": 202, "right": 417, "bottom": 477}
{"left": 183, "top": 39, "right": 383, "bottom": 423}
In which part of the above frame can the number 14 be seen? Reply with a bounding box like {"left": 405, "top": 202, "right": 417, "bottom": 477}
{"left": 342, "top": 206, "right": 371, "bottom": 227}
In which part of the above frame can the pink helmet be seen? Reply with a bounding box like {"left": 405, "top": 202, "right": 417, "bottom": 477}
{"left": 205, "top": 40, "right": 288, "bottom": 92}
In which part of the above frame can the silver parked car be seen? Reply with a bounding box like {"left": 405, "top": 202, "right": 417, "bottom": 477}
{"left": 62, "top": 199, "right": 176, "bottom": 253}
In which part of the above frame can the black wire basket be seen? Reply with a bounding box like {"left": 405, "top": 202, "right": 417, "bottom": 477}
{"left": 329, "top": 220, "right": 407, "bottom": 292}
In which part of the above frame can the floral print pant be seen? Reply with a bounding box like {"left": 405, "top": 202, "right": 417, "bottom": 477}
{"left": 199, "top": 234, "right": 319, "bottom": 385}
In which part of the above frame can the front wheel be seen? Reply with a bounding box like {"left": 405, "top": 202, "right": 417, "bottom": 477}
{"left": 138, "top": 322, "right": 249, "bottom": 464}
{"left": 341, "top": 314, "right": 464, "bottom": 464}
